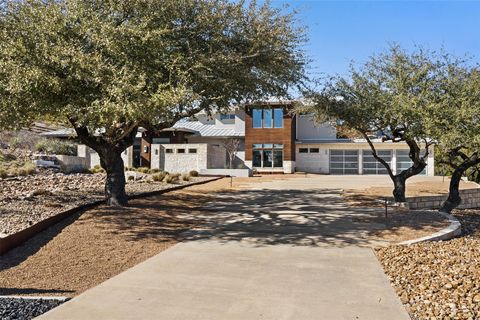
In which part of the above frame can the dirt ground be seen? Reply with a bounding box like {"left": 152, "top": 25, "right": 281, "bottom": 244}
{"left": 0, "top": 178, "right": 232, "bottom": 297}
{"left": 0, "top": 175, "right": 452, "bottom": 297}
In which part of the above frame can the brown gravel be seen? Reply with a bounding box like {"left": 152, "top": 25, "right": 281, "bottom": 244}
{"left": 0, "top": 172, "right": 209, "bottom": 235}
{"left": 376, "top": 209, "right": 480, "bottom": 320}
{"left": 0, "top": 178, "right": 230, "bottom": 297}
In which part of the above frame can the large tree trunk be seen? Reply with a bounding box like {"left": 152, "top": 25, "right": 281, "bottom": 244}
{"left": 440, "top": 153, "right": 480, "bottom": 213}
{"left": 100, "top": 150, "right": 128, "bottom": 206}
{"left": 440, "top": 168, "right": 463, "bottom": 213}
{"left": 392, "top": 175, "right": 407, "bottom": 202}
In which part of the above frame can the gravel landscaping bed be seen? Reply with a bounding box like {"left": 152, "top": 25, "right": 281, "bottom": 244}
{"left": 0, "top": 172, "right": 210, "bottom": 235}
{"left": 0, "top": 297, "right": 67, "bottom": 320}
{"left": 376, "top": 209, "right": 480, "bottom": 320}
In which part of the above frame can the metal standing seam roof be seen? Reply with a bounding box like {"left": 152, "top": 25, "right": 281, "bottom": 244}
{"left": 172, "top": 120, "right": 243, "bottom": 137}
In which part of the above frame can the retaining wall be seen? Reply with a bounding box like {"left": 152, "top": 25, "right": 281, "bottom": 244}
{"left": 407, "top": 188, "right": 480, "bottom": 210}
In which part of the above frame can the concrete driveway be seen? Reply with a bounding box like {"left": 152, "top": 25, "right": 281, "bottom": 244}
{"left": 39, "top": 176, "right": 411, "bottom": 320}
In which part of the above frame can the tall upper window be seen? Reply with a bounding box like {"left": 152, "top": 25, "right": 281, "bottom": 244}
{"left": 273, "top": 108, "right": 284, "bottom": 128}
{"left": 252, "top": 107, "right": 284, "bottom": 128}
{"left": 253, "top": 109, "right": 262, "bottom": 128}
{"left": 263, "top": 109, "right": 273, "bottom": 128}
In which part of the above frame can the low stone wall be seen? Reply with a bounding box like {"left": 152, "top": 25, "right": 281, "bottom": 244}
{"left": 407, "top": 188, "right": 480, "bottom": 210}
{"left": 55, "top": 155, "right": 90, "bottom": 172}
{"left": 200, "top": 168, "right": 251, "bottom": 177}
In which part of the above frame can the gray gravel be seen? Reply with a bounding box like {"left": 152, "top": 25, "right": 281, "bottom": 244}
{"left": 0, "top": 297, "right": 67, "bottom": 320}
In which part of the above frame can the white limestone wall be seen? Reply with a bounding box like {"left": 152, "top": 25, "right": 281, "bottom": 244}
{"left": 283, "top": 161, "right": 295, "bottom": 174}
{"left": 161, "top": 143, "right": 208, "bottom": 173}
{"left": 150, "top": 144, "right": 161, "bottom": 170}
{"left": 295, "top": 148, "right": 330, "bottom": 173}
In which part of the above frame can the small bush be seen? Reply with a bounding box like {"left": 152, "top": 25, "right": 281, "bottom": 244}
{"left": 189, "top": 170, "right": 199, "bottom": 177}
{"left": 35, "top": 138, "right": 77, "bottom": 156}
{"left": 90, "top": 165, "right": 105, "bottom": 174}
{"left": 152, "top": 172, "right": 167, "bottom": 182}
{"left": 148, "top": 168, "right": 161, "bottom": 174}
{"left": 137, "top": 167, "right": 149, "bottom": 174}
{"left": 182, "top": 173, "right": 190, "bottom": 181}
{"left": 127, "top": 175, "right": 135, "bottom": 181}
{"left": 0, "top": 168, "right": 7, "bottom": 179}
{"left": 164, "top": 173, "right": 180, "bottom": 184}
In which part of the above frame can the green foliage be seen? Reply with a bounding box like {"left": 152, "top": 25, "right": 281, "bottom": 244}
{"left": 127, "top": 175, "right": 135, "bottom": 181}
{"left": 0, "top": 0, "right": 307, "bottom": 132}
{"left": 148, "top": 168, "right": 161, "bottom": 174}
{"left": 34, "top": 139, "right": 77, "bottom": 155}
{"left": 0, "top": 168, "right": 7, "bottom": 179}
{"left": 189, "top": 170, "right": 199, "bottom": 177}
{"left": 181, "top": 173, "right": 190, "bottom": 181}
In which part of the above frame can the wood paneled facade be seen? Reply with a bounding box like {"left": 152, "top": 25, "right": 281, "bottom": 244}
{"left": 244, "top": 104, "right": 296, "bottom": 164}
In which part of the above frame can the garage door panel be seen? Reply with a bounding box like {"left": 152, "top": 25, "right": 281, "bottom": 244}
{"left": 329, "top": 150, "right": 359, "bottom": 175}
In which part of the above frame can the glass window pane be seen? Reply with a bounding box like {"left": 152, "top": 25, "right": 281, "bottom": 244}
{"left": 299, "top": 148, "right": 308, "bottom": 153}
{"left": 263, "top": 144, "right": 273, "bottom": 149}
{"left": 273, "top": 108, "right": 284, "bottom": 128}
{"left": 253, "top": 109, "right": 262, "bottom": 128}
{"left": 274, "top": 144, "right": 283, "bottom": 149}
{"left": 253, "top": 144, "right": 263, "bottom": 149}
{"left": 253, "top": 150, "right": 262, "bottom": 167}
{"left": 330, "top": 150, "right": 343, "bottom": 156}
{"left": 310, "top": 148, "right": 319, "bottom": 153}
{"left": 263, "top": 109, "right": 273, "bottom": 128}
{"left": 273, "top": 150, "right": 283, "bottom": 167}
{"left": 263, "top": 150, "right": 273, "bottom": 167}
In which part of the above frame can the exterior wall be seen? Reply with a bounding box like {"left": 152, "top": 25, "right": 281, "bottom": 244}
{"left": 296, "top": 115, "right": 337, "bottom": 140}
{"left": 160, "top": 143, "right": 208, "bottom": 173}
{"left": 121, "top": 146, "right": 133, "bottom": 168}
{"left": 55, "top": 155, "right": 90, "bottom": 172}
{"left": 295, "top": 142, "right": 434, "bottom": 175}
{"left": 244, "top": 104, "right": 295, "bottom": 173}
{"left": 141, "top": 131, "right": 190, "bottom": 168}
{"left": 207, "top": 144, "right": 227, "bottom": 169}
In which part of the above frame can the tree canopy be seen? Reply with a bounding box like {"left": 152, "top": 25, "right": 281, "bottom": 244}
{"left": 0, "top": 0, "right": 308, "bottom": 205}
{"left": 305, "top": 46, "right": 440, "bottom": 201}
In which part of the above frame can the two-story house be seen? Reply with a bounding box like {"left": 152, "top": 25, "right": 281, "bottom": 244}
{"left": 45, "top": 101, "right": 435, "bottom": 176}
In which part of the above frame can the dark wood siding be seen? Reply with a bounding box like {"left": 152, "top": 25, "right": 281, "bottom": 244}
{"left": 244, "top": 104, "right": 296, "bottom": 162}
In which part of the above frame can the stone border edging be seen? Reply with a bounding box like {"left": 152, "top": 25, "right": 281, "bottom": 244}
{"left": 0, "top": 176, "right": 224, "bottom": 255}
{"left": 399, "top": 211, "right": 462, "bottom": 246}
{"left": 0, "top": 295, "right": 70, "bottom": 301}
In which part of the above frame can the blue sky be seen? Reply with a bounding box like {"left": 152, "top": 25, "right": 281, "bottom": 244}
{"left": 271, "top": 0, "right": 480, "bottom": 78}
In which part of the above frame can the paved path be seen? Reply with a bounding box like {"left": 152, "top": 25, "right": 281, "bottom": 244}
{"left": 39, "top": 176, "right": 410, "bottom": 320}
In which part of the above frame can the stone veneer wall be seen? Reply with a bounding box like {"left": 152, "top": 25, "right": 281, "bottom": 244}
{"left": 407, "top": 188, "right": 480, "bottom": 210}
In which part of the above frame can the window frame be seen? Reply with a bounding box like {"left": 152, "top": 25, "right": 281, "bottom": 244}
{"left": 252, "top": 144, "right": 283, "bottom": 168}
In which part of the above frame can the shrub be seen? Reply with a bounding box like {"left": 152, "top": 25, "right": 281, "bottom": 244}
{"left": 189, "top": 170, "right": 199, "bottom": 177}
{"left": 23, "top": 163, "right": 36, "bottom": 175}
{"left": 127, "top": 175, "right": 135, "bottom": 181}
{"left": 90, "top": 165, "right": 106, "bottom": 174}
{"left": 34, "top": 138, "right": 77, "bottom": 156}
{"left": 152, "top": 172, "right": 167, "bottom": 182}
{"left": 182, "top": 173, "right": 190, "bottom": 181}
{"left": 164, "top": 173, "right": 180, "bottom": 184}
{"left": 0, "top": 168, "right": 7, "bottom": 179}
{"left": 148, "top": 168, "right": 161, "bottom": 174}
{"left": 137, "top": 167, "right": 150, "bottom": 174}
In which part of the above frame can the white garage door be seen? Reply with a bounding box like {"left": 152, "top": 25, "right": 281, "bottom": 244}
{"left": 329, "top": 150, "right": 359, "bottom": 175}
{"left": 362, "top": 150, "right": 392, "bottom": 174}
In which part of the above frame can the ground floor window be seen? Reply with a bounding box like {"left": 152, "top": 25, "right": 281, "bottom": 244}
{"left": 252, "top": 144, "right": 283, "bottom": 168}
{"left": 396, "top": 150, "right": 427, "bottom": 175}
{"left": 329, "top": 150, "right": 359, "bottom": 174}
{"left": 362, "top": 150, "right": 392, "bottom": 174}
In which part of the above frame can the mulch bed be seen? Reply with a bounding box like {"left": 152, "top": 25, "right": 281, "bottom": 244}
{"left": 0, "top": 178, "right": 230, "bottom": 297}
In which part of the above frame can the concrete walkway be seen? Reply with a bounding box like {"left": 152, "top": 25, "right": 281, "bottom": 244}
{"left": 39, "top": 176, "right": 411, "bottom": 320}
